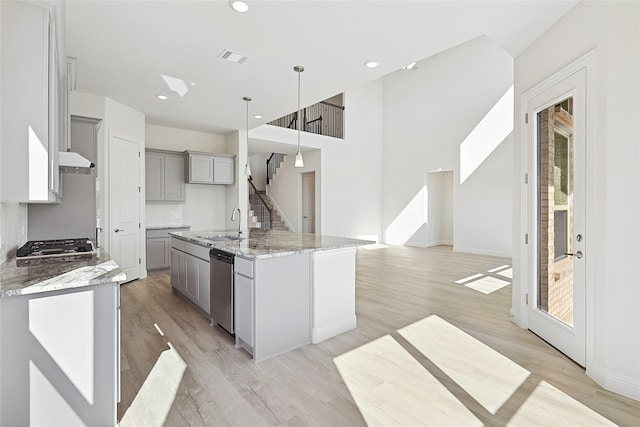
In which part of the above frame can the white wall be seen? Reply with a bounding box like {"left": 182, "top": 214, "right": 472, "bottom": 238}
{"left": 248, "top": 152, "right": 270, "bottom": 191}
{"left": 381, "top": 35, "right": 513, "bottom": 257}
{"left": 145, "top": 124, "right": 227, "bottom": 230}
{"left": 225, "top": 130, "right": 248, "bottom": 231}
{"left": 268, "top": 150, "right": 321, "bottom": 233}
{"left": 70, "top": 91, "right": 145, "bottom": 272}
{"left": 512, "top": 0, "right": 640, "bottom": 400}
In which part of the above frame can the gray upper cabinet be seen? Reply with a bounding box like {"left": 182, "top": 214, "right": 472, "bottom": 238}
{"left": 185, "top": 150, "right": 235, "bottom": 185}
{"left": 145, "top": 149, "right": 185, "bottom": 202}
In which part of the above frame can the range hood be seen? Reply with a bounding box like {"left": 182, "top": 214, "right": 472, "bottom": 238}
{"left": 59, "top": 151, "right": 95, "bottom": 174}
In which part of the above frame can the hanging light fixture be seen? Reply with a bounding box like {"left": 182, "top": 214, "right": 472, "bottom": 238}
{"left": 294, "top": 65, "right": 304, "bottom": 168}
{"left": 243, "top": 96, "right": 252, "bottom": 177}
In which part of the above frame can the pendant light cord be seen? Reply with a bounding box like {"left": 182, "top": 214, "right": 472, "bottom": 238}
{"left": 297, "top": 69, "right": 301, "bottom": 154}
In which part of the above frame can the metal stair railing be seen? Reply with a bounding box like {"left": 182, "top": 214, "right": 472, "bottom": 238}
{"left": 266, "top": 152, "right": 285, "bottom": 186}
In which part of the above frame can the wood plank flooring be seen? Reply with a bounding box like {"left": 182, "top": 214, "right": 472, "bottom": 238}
{"left": 118, "top": 245, "right": 640, "bottom": 426}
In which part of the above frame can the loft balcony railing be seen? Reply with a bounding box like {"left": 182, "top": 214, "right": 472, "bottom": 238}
{"left": 268, "top": 100, "right": 344, "bottom": 139}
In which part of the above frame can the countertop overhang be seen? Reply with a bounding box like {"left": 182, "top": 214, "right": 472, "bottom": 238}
{"left": 169, "top": 229, "right": 374, "bottom": 259}
{"left": 0, "top": 248, "right": 125, "bottom": 298}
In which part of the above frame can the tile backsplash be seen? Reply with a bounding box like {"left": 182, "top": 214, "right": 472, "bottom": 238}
{"left": 1, "top": 202, "right": 27, "bottom": 263}
{"left": 145, "top": 203, "right": 184, "bottom": 227}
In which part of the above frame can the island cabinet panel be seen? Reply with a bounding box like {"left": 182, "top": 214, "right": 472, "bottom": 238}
{"left": 0, "top": 283, "right": 120, "bottom": 426}
{"left": 253, "top": 253, "right": 311, "bottom": 363}
{"left": 170, "top": 237, "right": 210, "bottom": 316}
{"left": 311, "top": 247, "right": 357, "bottom": 343}
{"left": 234, "top": 273, "right": 254, "bottom": 350}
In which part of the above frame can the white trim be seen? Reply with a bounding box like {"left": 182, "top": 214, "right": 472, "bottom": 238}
{"left": 517, "top": 50, "right": 595, "bottom": 331}
{"left": 588, "top": 365, "right": 640, "bottom": 401}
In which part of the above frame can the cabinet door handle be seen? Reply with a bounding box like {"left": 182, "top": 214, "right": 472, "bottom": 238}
{"left": 115, "top": 228, "right": 124, "bottom": 233}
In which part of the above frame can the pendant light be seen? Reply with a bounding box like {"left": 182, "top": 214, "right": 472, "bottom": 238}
{"left": 243, "top": 96, "right": 252, "bottom": 177}
{"left": 294, "top": 65, "right": 304, "bottom": 168}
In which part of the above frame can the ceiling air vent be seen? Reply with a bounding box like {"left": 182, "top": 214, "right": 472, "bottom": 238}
{"left": 218, "top": 48, "right": 248, "bottom": 64}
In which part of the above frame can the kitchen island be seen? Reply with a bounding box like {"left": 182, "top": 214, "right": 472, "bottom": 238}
{"left": 0, "top": 249, "right": 125, "bottom": 426}
{"left": 169, "top": 229, "right": 372, "bottom": 362}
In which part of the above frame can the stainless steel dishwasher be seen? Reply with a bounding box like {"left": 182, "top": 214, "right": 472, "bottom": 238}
{"left": 210, "top": 249, "right": 235, "bottom": 335}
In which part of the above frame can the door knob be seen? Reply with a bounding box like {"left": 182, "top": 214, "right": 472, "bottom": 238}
{"left": 115, "top": 228, "right": 124, "bottom": 233}
{"left": 576, "top": 234, "right": 583, "bottom": 242}
{"left": 575, "top": 250, "right": 583, "bottom": 259}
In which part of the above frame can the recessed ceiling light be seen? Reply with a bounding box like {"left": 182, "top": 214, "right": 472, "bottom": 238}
{"left": 402, "top": 62, "right": 417, "bottom": 70}
{"left": 253, "top": 114, "right": 262, "bottom": 119}
{"left": 229, "top": 0, "right": 249, "bottom": 13}
{"left": 365, "top": 61, "right": 379, "bottom": 68}
{"left": 156, "top": 94, "right": 168, "bottom": 100}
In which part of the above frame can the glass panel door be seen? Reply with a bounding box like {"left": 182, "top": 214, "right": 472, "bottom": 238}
{"left": 527, "top": 67, "right": 586, "bottom": 367}
{"left": 537, "top": 97, "right": 574, "bottom": 326}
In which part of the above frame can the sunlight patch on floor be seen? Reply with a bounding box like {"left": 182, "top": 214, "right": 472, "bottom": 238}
{"left": 334, "top": 335, "right": 482, "bottom": 427}
{"left": 496, "top": 267, "right": 513, "bottom": 279}
{"left": 508, "top": 381, "right": 617, "bottom": 426}
{"left": 454, "top": 273, "right": 484, "bottom": 284}
{"left": 399, "top": 315, "right": 529, "bottom": 415}
{"left": 120, "top": 342, "right": 187, "bottom": 427}
{"left": 488, "top": 264, "right": 510, "bottom": 273}
{"left": 465, "top": 276, "right": 511, "bottom": 294}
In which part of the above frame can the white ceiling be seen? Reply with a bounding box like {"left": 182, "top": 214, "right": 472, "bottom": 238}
{"left": 66, "top": 0, "right": 578, "bottom": 135}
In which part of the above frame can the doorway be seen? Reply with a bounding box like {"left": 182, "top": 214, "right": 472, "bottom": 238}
{"left": 525, "top": 67, "right": 587, "bottom": 366}
{"left": 425, "top": 170, "right": 454, "bottom": 247}
{"left": 301, "top": 172, "right": 315, "bottom": 234}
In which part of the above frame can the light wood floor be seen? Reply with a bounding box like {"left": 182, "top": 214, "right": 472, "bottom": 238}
{"left": 118, "top": 245, "right": 640, "bottom": 426}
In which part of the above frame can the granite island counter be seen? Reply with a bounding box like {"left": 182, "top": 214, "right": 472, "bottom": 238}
{"left": 0, "top": 249, "right": 124, "bottom": 426}
{"left": 169, "top": 229, "right": 373, "bottom": 362}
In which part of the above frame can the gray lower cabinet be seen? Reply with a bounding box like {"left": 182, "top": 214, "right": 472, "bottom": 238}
{"left": 145, "top": 149, "right": 186, "bottom": 202}
{"left": 170, "top": 237, "right": 211, "bottom": 315}
{"left": 146, "top": 227, "right": 190, "bottom": 270}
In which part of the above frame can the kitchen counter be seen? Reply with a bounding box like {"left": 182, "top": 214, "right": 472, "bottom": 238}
{"left": 0, "top": 248, "right": 125, "bottom": 298}
{"left": 169, "top": 229, "right": 373, "bottom": 259}
{"left": 146, "top": 224, "right": 191, "bottom": 230}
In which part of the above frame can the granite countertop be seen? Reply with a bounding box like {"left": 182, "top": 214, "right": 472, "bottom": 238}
{"left": 169, "top": 229, "right": 374, "bottom": 260}
{"left": 146, "top": 224, "right": 191, "bottom": 230}
{"left": 0, "top": 248, "right": 126, "bottom": 298}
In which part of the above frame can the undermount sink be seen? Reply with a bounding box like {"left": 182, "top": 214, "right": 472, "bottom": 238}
{"left": 198, "top": 234, "right": 244, "bottom": 242}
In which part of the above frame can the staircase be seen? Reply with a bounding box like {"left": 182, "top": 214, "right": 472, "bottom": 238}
{"left": 248, "top": 189, "right": 289, "bottom": 230}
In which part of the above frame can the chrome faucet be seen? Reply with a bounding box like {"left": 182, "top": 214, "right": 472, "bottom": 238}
{"left": 231, "top": 207, "right": 242, "bottom": 236}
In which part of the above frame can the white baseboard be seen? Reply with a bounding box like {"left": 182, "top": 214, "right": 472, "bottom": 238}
{"left": 453, "top": 245, "right": 512, "bottom": 259}
{"left": 312, "top": 316, "right": 357, "bottom": 344}
{"left": 588, "top": 365, "right": 640, "bottom": 401}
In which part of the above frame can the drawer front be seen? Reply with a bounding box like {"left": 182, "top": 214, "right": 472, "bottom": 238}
{"left": 183, "top": 241, "right": 211, "bottom": 261}
{"left": 171, "top": 237, "right": 185, "bottom": 251}
{"left": 235, "top": 256, "right": 254, "bottom": 278}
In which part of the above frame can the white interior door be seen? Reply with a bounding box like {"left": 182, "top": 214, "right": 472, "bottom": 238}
{"left": 526, "top": 68, "right": 586, "bottom": 366}
{"left": 302, "top": 172, "right": 315, "bottom": 234}
{"left": 109, "top": 134, "right": 141, "bottom": 282}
